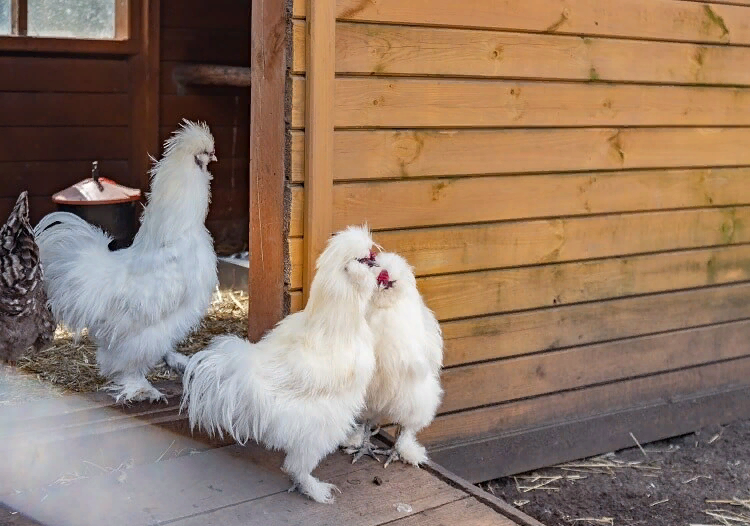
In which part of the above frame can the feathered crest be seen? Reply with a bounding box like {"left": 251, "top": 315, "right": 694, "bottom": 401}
{"left": 0, "top": 191, "right": 30, "bottom": 250}
{"left": 149, "top": 119, "right": 215, "bottom": 179}
{"left": 11, "top": 191, "right": 29, "bottom": 224}
{"left": 164, "top": 119, "right": 214, "bottom": 155}
{"left": 316, "top": 224, "right": 374, "bottom": 271}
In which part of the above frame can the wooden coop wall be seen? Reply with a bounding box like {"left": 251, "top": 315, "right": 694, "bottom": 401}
{"left": 0, "top": 0, "right": 249, "bottom": 256}
{"left": 290, "top": 0, "right": 750, "bottom": 482}
{"left": 0, "top": 55, "right": 132, "bottom": 224}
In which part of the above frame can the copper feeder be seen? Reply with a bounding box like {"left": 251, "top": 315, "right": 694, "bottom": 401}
{"left": 52, "top": 162, "right": 142, "bottom": 250}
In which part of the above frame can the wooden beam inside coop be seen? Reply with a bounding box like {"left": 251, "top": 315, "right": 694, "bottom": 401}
{"left": 172, "top": 65, "right": 252, "bottom": 88}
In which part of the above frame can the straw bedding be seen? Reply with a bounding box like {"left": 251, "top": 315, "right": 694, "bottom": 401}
{"left": 16, "top": 290, "right": 249, "bottom": 394}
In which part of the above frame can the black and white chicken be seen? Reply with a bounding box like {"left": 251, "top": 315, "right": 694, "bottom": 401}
{"left": 0, "top": 192, "right": 55, "bottom": 366}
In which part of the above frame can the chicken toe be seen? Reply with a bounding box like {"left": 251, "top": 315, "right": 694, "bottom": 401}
{"left": 343, "top": 420, "right": 383, "bottom": 464}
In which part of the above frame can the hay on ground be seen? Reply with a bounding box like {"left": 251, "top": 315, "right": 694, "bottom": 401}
{"left": 17, "top": 290, "right": 249, "bottom": 394}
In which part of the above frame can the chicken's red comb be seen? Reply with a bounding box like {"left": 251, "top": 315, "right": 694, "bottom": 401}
{"left": 377, "top": 269, "right": 390, "bottom": 285}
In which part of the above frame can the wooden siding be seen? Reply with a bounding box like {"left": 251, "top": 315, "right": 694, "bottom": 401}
{"left": 160, "top": 0, "right": 250, "bottom": 255}
{"left": 0, "top": 56, "right": 130, "bottom": 224}
{"left": 0, "top": 0, "right": 249, "bottom": 256}
{"left": 289, "top": 0, "right": 750, "bottom": 480}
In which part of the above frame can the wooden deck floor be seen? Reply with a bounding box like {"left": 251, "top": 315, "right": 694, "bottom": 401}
{"left": 0, "top": 379, "right": 536, "bottom": 526}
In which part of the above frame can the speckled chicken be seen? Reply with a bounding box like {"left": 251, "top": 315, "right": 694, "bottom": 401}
{"left": 0, "top": 192, "right": 55, "bottom": 366}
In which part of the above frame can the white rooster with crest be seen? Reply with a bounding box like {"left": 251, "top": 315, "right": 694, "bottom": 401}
{"left": 35, "top": 120, "right": 218, "bottom": 403}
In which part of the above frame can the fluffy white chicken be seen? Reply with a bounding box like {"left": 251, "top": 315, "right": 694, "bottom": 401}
{"left": 343, "top": 252, "right": 443, "bottom": 467}
{"left": 34, "top": 120, "right": 218, "bottom": 403}
{"left": 181, "top": 225, "right": 379, "bottom": 504}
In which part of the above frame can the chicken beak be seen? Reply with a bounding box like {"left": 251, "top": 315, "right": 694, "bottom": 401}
{"left": 210, "top": 153, "right": 218, "bottom": 162}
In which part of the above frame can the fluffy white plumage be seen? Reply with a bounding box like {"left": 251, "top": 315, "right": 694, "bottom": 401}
{"left": 343, "top": 252, "right": 443, "bottom": 467}
{"left": 34, "top": 120, "right": 218, "bottom": 403}
{"left": 181, "top": 225, "right": 379, "bottom": 504}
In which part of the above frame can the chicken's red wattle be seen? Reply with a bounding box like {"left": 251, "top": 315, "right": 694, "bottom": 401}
{"left": 377, "top": 270, "right": 390, "bottom": 286}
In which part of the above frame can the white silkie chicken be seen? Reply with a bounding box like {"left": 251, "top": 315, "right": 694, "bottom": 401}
{"left": 181, "top": 225, "right": 379, "bottom": 504}
{"left": 34, "top": 120, "right": 218, "bottom": 403}
{"left": 343, "top": 252, "right": 444, "bottom": 467}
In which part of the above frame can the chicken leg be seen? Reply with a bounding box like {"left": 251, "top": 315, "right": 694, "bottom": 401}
{"left": 374, "top": 426, "right": 428, "bottom": 468}
{"left": 163, "top": 350, "right": 188, "bottom": 374}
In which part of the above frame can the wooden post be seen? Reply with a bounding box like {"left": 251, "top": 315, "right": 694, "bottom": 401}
{"left": 302, "top": 0, "right": 336, "bottom": 305}
{"left": 129, "top": 0, "right": 160, "bottom": 191}
{"left": 248, "top": 0, "right": 288, "bottom": 341}
{"left": 10, "top": 0, "right": 28, "bottom": 36}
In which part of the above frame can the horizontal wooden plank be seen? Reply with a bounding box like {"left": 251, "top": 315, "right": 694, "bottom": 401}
{"left": 0, "top": 36, "right": 137, "bottom": 55}
{"left": 172, "top": 459, "right": 464, "bottom": 526}
{"left": 161, "top": 0, "right": 249, "bottom": 30}
{"left": 0, "top": 128, "right": 130, "bottom": 162}
{"left": 291, "top": 21, "right": 750, "bottom": 86}
{"left": 289, "top": 206, "right": 750, "bottom": 288}
{"left": 425, "top": 355, "right": 750, "bottom": 449}
{"left": 283, "top": 239, "right": 750, "bottom": 319}
{"left": 290, "top": 128, "right": 750, "bottom": 181}
{"left": 161, "top": 62, "right": 253, "bottom": 95}
{"left": 3, "top": 161, "right": 130, "bottom": 198}
{"left": 331, "top": 169, "right": 750, "bottom": 230}
{"left": 379, "top": 207, "right": 750, "bottom": 275}
{"left": 420, "top": 243, "right": 750, "bottom": 320}
{"left": 0, "top": 57, "right": 128, "bottom": 93}
{"left": 441, "top": 282, "right": 750, "bottom": 367}
{"left": 433, "top": 381, "right": 750, "bottom": 482}
{"left": 0, "top": 93, "right": 129, "bottom": 127}
{"left": 161, "top": 29, "right": 249, "bottom": 64}
{"left": 439, "top": 318, "right": 750, "bottom": 414}
{"left": 292, "top": 0, "right": 750, "bottom": 45}
{"left": 160, "top": 94, "right": 250, "bottom": 129}
{"left": 289, "top": 166, "right": 750, "bottom": 237}
{"left": 290, "top": 77, "right": 750, "bottom": 128}
{"left": 0, "top": 196, "right": 58, "bottom": 225}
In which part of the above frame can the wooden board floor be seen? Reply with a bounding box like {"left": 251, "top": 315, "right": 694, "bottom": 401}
{"left": 0, "top": 380, "right": 529, "bottom": 526}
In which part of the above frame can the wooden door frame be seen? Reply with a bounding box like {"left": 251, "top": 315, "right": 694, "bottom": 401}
{"left": 129, "top": 0, "right": 160, "bottom": 192}
{"left": 248, "top": 0, "right": 289, "bottom": 341}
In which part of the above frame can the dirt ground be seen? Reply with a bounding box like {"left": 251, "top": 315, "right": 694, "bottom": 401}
{"left": 486, "top": 420, "right": 750, "bottom": 526}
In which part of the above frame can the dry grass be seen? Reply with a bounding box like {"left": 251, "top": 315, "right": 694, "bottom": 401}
{"left": 16, "top": 289, "right": 249, "bottom": 394}
{"left": 697, "top": 499, "right": 750, "bottom": 526}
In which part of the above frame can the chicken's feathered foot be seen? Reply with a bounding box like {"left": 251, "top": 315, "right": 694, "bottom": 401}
{"left": 375, "top": 427, "right": 428, "bottom": 468}
{"left": 287, "top": 481, "right": 342, "bottom": 503}
{"left": 104, "top": 374, "right": 168, "bottom": 405}
{"left": 163, "top": 350, "right": 188, "bottom": 375}
{"left": 343, "top": 420, "right": 382, "bottom": 464}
